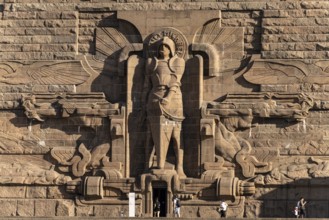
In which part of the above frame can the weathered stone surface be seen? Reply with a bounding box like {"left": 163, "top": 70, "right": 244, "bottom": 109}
{"left": 35, "top": 200, "right": 56, "bottom": 217}
{"left": 75, "top": 206, "right": 94, "bottom": 216}
{"left": 56, "top": 200, "right": 74, "bottom": 216}
{"left": 47, "top": 187, "right": 68, "bottom": 199}
{"left": 94, "top": 205, "right": 128, "bottom": 217}
{"left": 0, "top": 200, "right": 17, "bottom": 216}
{"left": 0, "top": 186, "right": 25, "bottom": 198}
{"left": 2, "top": 0, "right": 329, "bottom": 218}
{"left": 26, "top": 187, "right": 47, "bottom": 199}
{"left": 17, "top": 200, "right": 34, "bottom": 217}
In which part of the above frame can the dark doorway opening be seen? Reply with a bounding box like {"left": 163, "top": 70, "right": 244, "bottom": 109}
{"left": 153, "top": 186, "right": 167, "bottom": 217}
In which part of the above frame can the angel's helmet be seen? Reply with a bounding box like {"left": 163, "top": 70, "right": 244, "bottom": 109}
{"left": 157, "top": 36, "right": 176, "bottom": 58}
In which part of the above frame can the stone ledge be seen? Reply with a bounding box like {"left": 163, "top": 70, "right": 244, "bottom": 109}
{"left": 0, "top": 218, "right": 326, "bottom": 220}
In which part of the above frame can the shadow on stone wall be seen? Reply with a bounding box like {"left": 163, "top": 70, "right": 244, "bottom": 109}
{"left": 247, "top": 177, "right": 329, "bottom": 218}
{"left": 90, "top": 17, "right": 143, "bottom": 104}
{"left": 9, "top": 115, "right": 110, "bottom": 168}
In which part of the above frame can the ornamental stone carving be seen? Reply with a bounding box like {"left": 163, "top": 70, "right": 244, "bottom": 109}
{"left": 142, "top": 33, "right": 187, "bottom": 178}
{"left": 2, "top": 5, "right": 329, "bottom": 219}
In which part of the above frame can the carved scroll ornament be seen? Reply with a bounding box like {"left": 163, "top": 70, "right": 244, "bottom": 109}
{"left": 51, "top": 144, "right": 91, "bottom": 178}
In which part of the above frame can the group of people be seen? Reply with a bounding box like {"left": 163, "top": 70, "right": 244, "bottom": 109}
{"left": 154, "top": 195, "right": 182, "bottom": 218}
{"left": 154, "top": 195, "right": 308, "bottom": 218}
{"left": 154, "top": 196, "right": 228, "bottom": 218}
{"left": 293, "top": 197, "right": 307, "bottom": 218}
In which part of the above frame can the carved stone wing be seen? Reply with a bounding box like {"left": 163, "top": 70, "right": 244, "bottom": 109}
{"left": 192, "top": 19, "right": 244, "bottom": 76}
{"left": 28, "top": 61, "right": 90, "bottom": 85}
{"left": 244, "top": 59, "right": 329, "bottom": 85}
{"left": 0, "top": 60, "right": 90, "bottom": 85}
{"left": 87, "top": 25, "right": 143, "bottom": 77}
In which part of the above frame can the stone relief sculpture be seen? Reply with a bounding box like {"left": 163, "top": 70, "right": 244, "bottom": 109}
{"left": 244, "top": 59, "right": 329, "bottom": 85}
{"left": 3, "top": 7, "right": 329, "bottom": 218}
{"left": 92, "top": 25, "right": 143, "bottom": 77}
{"left": 20, "top": 92, "right": 124, "bottom": 179}
{"left": 51, "top": 144, "right": 91, "bottom": 178}
{"left": 235, "top": 140, "right": 273, "bottom": 178}
{"left": 201, "top": 92, "right": 315, "bottom": 181}
{"left": 0, "top": 61, "right": 90, "bottom": 85}
{"left": 192, "top": 19, "right": 245, "bottom": 77}
{"left": 0, "top": 132, "right": 49, "bottom": 154}
{"left": 212, "top": 116, "right": 277, "bottom": 178}
{"left": 255, "top": 156, "right": 329, "bottom": 185}
{"left": 142, "top": 36, "right": 186, "bottom": 178}
{"left": 22, "top": 94, "right": 47, "bottom": 122}
{"left": 205, "top": 85, "right": 329, "bottom": 189}
{"left": 309, "top": 157, "right": 329, "bottom": 178}
{"left": 252, "top": 93, "right": 314, "bottom": 120}
{"left": 0, "top": 160, "right": 70, "bottom": 185}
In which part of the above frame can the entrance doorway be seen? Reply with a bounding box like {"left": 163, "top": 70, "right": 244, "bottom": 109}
{"left": 153, "top": 187, "right": 167, "bottom": 217}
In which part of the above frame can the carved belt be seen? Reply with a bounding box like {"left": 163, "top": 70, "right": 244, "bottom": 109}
{"left": 155, "top": 85, "right": 168, "bottom": 90}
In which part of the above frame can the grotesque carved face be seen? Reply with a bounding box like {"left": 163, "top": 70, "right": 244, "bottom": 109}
{"left": 158, "top": 44, "right": 171, "bottom": 59}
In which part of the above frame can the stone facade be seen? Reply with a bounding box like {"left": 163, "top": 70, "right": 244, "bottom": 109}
{"left": 1, "top": 0, "right": 329, "bottom": 218}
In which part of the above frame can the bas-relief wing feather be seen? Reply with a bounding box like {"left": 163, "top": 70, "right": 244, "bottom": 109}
{"left": 252, "top": 148, "right": 279, "bottom": 163}
{"left": 245, "top": 60, "right": 329, "bottom": 85}
{"left": 50, "top": 148, "right": 76, "bottom": 165}
{"left": 244, "top": 60, "right": 308, "bottom": 85}
{"left": 0, "top": 62, "right": 18, "bottom": 74}
{"left": 91, "top": 26, "right": 143, "bottom": 77}
{"left": 313, "top": 60, "right": 329, "bottom": 74}
{"left": 304, "top": 60, "right": 329, "bottom": 84}
{"left": 0, "top": 61, "right": 90, "bottom": 85}
{"left": 28, "top": 61, "right": 90, "bottom": 85}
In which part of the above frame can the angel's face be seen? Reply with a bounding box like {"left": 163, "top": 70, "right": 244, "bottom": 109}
{"left": 158, "top": 44, "right": 171, "bottom": 59}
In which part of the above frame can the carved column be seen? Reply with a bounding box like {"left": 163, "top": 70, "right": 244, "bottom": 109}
{"left": 109, "top": 107, "right": 126, "bottom": 177}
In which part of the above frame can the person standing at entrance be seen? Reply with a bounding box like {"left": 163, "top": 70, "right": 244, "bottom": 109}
{"left": 153, "top": 197, "right": 161, "bottom": 217}
{"left": 218, "top": 200, "right": 228, "bottom": 218}
{"left": 297, "top": 197, "right": 307, "bottom": 218}
{"left": 173, "top": 195, "right": 181, "bottom": 217}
